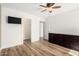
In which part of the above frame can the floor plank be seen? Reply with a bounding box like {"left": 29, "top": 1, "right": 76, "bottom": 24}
{"left": 0, "top": 39, "right": 79, "bottom": 56}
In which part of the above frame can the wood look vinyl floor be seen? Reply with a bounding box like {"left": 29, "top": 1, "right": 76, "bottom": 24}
{"left": 0, "top": 39, "right": 79, "bottom": 56}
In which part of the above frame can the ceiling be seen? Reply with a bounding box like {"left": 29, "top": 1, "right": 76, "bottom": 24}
{"left": 1, "top": 3, "right": 79, "bottom": 18}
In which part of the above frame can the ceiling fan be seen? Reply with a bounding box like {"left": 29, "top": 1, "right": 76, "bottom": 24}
{"left": 40, "top": 3, "right": 61, "bottom": 13}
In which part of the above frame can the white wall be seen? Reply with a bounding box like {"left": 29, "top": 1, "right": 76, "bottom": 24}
{"left": 31, "top": 15, "right": 45, "bottom": 42}
{"left": 31, "top": 17, "right": 40, "bottom": 42}
{"left": 0, "top": 6, "right": 45, "bottom": 49}
{"left": 45, "top": 8, "right": 79, "bottom": 40}
{"left": 0, "top": 7, "right": 27, "bottom": 49}
{"left": 0, "top": 5, "right": 1, "bottom": 48}
{"left": 0, "top": 7, "right": 33, "bottom": 49}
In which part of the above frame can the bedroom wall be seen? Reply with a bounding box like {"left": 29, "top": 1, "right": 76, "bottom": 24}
{"left": 31, "top": 18, "right": 40, "bottom": 42}
{"left": 0, "top": 6, "right": 45, "bottom": 49}
{"left": 31, "top": 16, "right": 45, "bottom": 42}
{"left": 0, "top": 7, "right": 26, "bottom": 49}
{"left": 0, "top": 7, "right": 32, "bottom": 49}
{"left": 0, "top": 5, "right": 1, "bottom": 48}
{"left": 44, "top": 8, "right": 79, "bottom": 40}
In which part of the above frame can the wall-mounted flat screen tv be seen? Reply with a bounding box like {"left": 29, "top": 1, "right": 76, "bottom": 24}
{"left": 8, "top": 16, "right": 21, "bottom": 24}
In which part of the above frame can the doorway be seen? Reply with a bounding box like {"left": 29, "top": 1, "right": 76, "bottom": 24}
{"left": 40, "top": 22, "right": 45, "bottom": 40}
{"left": 24, "top": 19, "right": 31, "bottom": 42}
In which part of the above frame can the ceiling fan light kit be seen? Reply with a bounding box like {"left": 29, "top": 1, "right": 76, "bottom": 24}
{"left": 47, "top": 7, "right": 53, "bottom": 13}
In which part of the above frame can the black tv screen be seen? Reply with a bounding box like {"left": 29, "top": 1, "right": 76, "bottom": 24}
{"left": 8, "top": 16, "right": 21, "bottom": 24}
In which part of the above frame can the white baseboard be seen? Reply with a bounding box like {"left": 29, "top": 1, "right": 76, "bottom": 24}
{"left": 0, "top": 41, "right": 23, "bottom": 50}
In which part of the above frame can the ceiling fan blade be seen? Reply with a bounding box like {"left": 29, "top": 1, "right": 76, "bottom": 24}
{"left": 52, "top": 3, "right": 55, "bottom": 6}
{"left": 52, "top": 6, "right": 61, "bottom": 9}
{"left": 40, "top": 5, "right": 47, "bottom": 8}
{"left": 47, "top": 3, "right": 55, "bottom": 7}
{"left": 41, "top": 9, "right": 47, "bottom": 12}
{"left": 49, "top": 3, "right": 55, "bottom": 6}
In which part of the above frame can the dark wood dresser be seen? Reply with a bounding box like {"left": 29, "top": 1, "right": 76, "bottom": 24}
{"left": 49, "top": 33, "right": 79, "bottom": 51}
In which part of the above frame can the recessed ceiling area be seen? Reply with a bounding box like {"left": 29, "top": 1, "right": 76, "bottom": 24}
{"left": 1, "top": 3, "right": 79, "bottom": 18}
